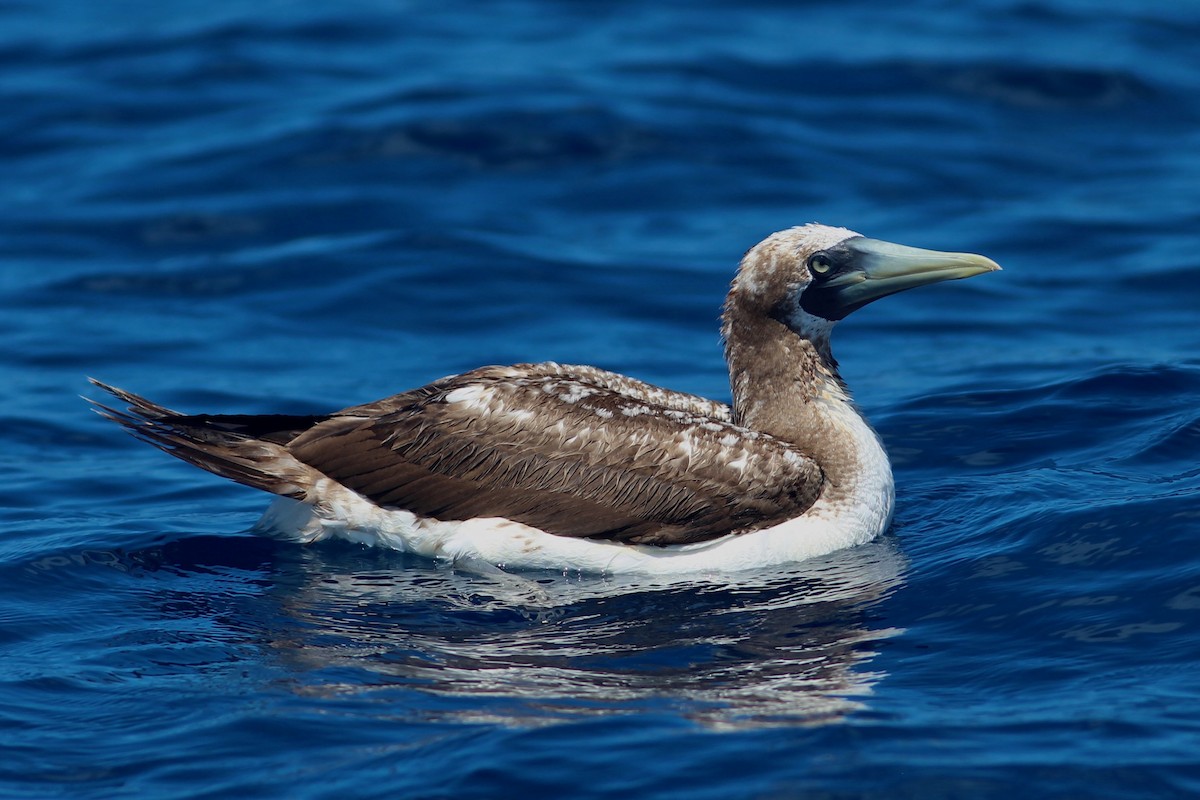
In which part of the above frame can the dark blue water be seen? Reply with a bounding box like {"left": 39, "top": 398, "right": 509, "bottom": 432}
{"left": 4, "top": 1, "right": 1200, "bottom": 797}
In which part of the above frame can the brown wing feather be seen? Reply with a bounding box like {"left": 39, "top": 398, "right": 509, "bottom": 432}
{"left": 287, "top": 363, "right": 823, "bottom": 545}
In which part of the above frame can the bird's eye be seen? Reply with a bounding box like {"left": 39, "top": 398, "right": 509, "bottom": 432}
{"left": 807, "top": 253, "right": 833, "bottom": 275}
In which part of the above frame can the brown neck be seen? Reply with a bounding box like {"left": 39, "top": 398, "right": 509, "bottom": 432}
{"left": 722, "top": 301, "right": 861, "bottom": 486}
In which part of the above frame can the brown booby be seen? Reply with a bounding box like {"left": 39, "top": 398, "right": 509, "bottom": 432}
{"left": 90, "top": 224, "right": 999, "bottom": 574}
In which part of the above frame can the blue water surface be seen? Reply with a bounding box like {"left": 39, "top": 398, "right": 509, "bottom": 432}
{"left": 4, "top": 1, "right": 1200, "bottom": 797}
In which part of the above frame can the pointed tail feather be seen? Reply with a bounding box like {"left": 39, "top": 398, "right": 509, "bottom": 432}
{"left": 86, "top": 379, "right": 322, "bottom": 500}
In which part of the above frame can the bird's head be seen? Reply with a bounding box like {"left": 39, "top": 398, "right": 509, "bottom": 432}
{"left": 725, "top": 223, "right": 1001, "bottom": 342}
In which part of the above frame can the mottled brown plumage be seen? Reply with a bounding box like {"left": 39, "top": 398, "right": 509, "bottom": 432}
{"left": 90, "top": 363, "right": 824, "bottom": 545}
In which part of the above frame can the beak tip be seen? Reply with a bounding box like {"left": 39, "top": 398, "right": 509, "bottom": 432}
{"left": 972, "top": 256, "right": 1003, "bottom": 274}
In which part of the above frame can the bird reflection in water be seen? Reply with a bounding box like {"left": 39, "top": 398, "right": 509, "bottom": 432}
{"left": 260, "top": 538, "right": 907, "bottom": 731}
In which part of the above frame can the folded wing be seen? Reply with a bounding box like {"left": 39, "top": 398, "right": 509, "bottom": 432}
{"left": 288, "top": 364, "right": 824, "bottom": 545}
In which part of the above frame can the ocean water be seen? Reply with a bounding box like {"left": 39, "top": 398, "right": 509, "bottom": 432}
{"left": 4, "top": 0, "right": 1200, "bottom": 797}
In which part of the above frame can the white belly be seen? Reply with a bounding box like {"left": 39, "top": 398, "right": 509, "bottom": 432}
{"left": 254, "top": 473, "right": 895, "bottom": 576}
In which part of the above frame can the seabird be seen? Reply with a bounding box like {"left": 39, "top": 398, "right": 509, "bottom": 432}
{"left": 90, "top": 224, "right": 999, "bottom": 574}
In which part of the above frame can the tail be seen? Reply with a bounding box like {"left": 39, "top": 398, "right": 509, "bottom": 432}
{"left": 86, "top": 378, "right": 329, "bottom": 501}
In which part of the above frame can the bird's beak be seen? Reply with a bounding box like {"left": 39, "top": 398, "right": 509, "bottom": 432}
{"left": 801, "top": 236, "right": 1001, "bottom": 321}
